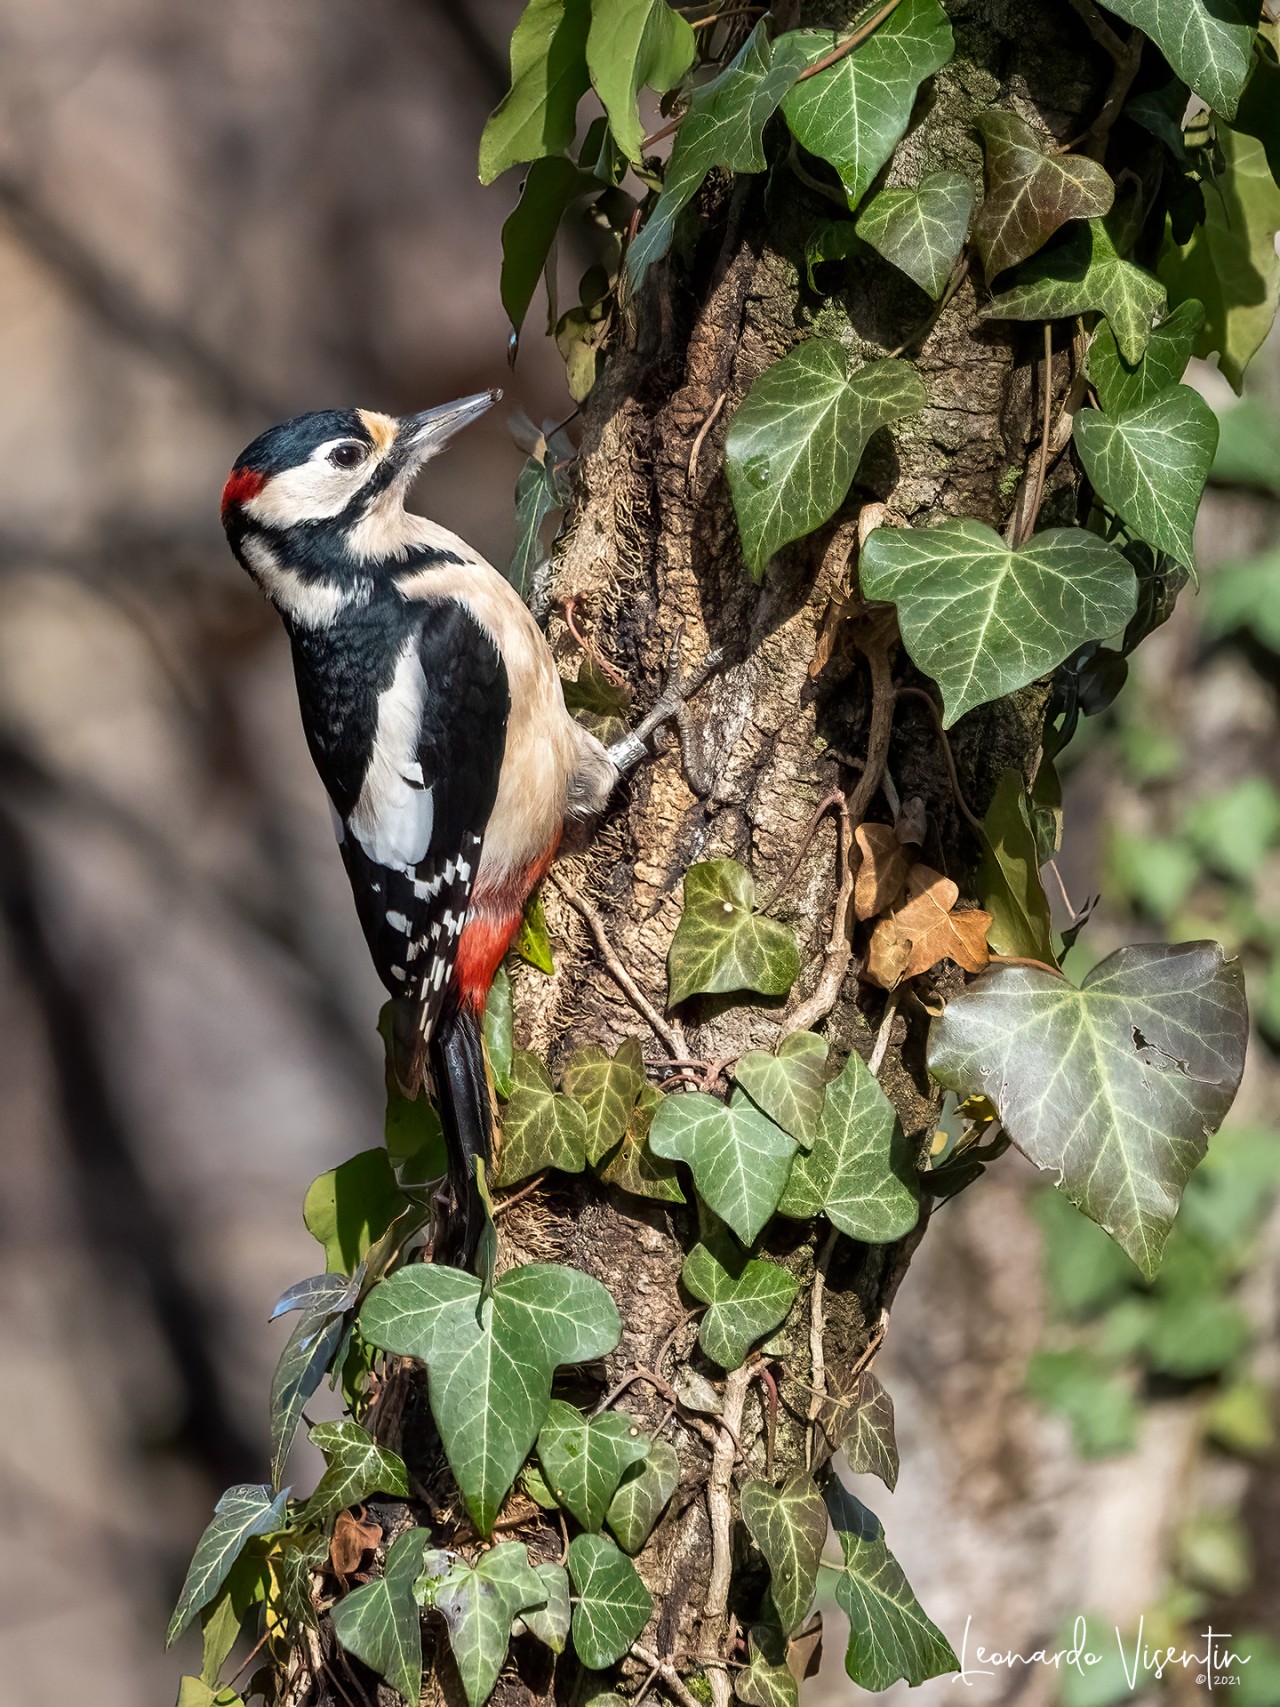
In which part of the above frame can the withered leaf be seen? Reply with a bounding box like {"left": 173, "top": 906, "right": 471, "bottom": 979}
{"left": 865, "top": 865, "right": 991, "bottom": 989}
{"left": 330, "top": 1508, "right": 382, "bottom": 1579}
{"left": 854, "top": 823, "right": 911, "bottom": 921}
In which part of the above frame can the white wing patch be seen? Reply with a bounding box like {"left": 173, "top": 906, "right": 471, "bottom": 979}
{"left": 349, "top": 639, "right": 435, "bottom": 868}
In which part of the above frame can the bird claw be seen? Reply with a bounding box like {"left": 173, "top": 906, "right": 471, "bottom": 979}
{"left": 606, "top": 628, "right": 725, "bottom": 775}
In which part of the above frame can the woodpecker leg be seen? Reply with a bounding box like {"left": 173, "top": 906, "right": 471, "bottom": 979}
{"left": 607, "top": 627, "right": 724, "bottom": 775}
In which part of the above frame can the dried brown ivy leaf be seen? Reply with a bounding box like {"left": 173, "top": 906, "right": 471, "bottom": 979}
{"left": 973, "top": 110, "right": 1114, "bottom": 279}
{"left": 864, "top": 865, "right": 992, "bottom": 989}
{"left": 853, "top": 823, "right": 911, "bottom": 921}
{"left": 330, "top": 1508, "right": 381, "bottom": 1580}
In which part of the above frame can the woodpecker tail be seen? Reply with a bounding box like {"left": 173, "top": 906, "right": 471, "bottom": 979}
{"left": 427, "top": 1005, "right": 492, "bottom": 1270}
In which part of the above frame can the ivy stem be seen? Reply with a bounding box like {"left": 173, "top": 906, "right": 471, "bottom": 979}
{"left": 705, "top": 1363, "right": 752, "bottom": 1707}
{"left": 1019, "top": 323, "right": 1055, "bottom": 547}
{"left": 893, "top": 686, "right": 984, "bottom": 834}
{"left": 632, "top": 1644, "right": 708, "bottom": 1707}
{"left": 805, "top": 1226, "right": 839, "bottom": 1468}
{"left": 793, "top": 0, "right": 904, "bottom": 82}
{"left": 549, "top": 871, "right": 688, "bottom": 1055}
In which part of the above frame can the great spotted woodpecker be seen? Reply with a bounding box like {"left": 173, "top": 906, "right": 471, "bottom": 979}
{"left": 221, "top": 393, "right": 624, "bottom": 1265}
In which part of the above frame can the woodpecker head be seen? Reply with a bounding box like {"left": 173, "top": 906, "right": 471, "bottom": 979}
{"left": 221, "top": 391, "right": 500, "bottom": 626}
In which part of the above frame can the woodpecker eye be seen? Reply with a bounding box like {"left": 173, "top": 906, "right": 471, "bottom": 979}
{"left": 328, "top": 442, "right": 368, "bottom": 469}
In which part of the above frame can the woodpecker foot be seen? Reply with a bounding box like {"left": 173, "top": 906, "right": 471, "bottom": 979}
{"left": 607, "top": 626, "right": 724, "bottom": 774}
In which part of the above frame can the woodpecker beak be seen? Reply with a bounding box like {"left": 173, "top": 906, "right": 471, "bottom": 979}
{"left": 398, "top": 390, "right": 501, "bottom": 472}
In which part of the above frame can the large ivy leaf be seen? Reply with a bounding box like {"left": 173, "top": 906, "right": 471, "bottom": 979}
{"left": 649, "top": 1090, "right": 797, "bottom": 1243}
{"left": 493, "top": 1050, "right": 589, "bottom": 1186}
{"left": 974, "top": 769, "right": 1055, "bottom": 964}
{"left": 1075, "top": 386, "right": 1218, "bottom": 569}
{"left": 480, "top": 0, "right": 591, "bottom": 185}
{"left": 973, "top": 111, "right": 1113, "bottom": 278}
{"left": 724, "top": 343, "right": 927, "bottom": 576}
{"left": 587, "top": 0, "right": 695, "bottom": 164}
{"left": 537, "top": 1400, "right": 652, "bottom": 1531}
{"left": 682, "top": 1235, "right": 799, "bottom": 1369}
{"left": 330, "top": 1528, "right": 430, "bottom": 1706}
{"left": 359, "top": 1263, "right": 621, "bottom": 1533}
{"left": 986, "top": 217, "right": 1167, "bottom": 363}
{"left": 778, "top": 1046, "right": 919, "bottom": 1241}
{"left": 927, "top": 942, "right": 1249, "bottom": 1278}
{"left": 826, "top": 1484, "right": 958, "bottom": 1689}
{"left": 300, "top": 1421, "right": 408, "bottom": 1525}
{"left": 304, "top": 1149, "right": 406, "bottom": 1277}
{"left": 668, "top": 859, "right": 800, "bottom": 1005}
{"left": 1160, "top": 128, "right": 1280, "bottom": 393}
{"left": 567, "top": 1533, "right": 653, "bottom": 1667}
{"left": 840, "top": 1370, "right": 899, "bottom": 1490}
{"left": 627, "top": 23, "right": 803, "bottom": 289}
{"left": 1088, "top": 299, "right": 1204, "bottom": 415}
{"left": 606, "top": 1441, "right": 680, "bottom": 1553}
{"left": 1096, "top": 0, "right": 1259, "bottom": 120}
{"left": 855, "top": 171, "right": 974, "bottom": 298}
{"left": 775, "top": 0, "right": 954, "bottom": 209}
{"left": 733, "top": 1031, "right": 828, "bottom": 1148}
{"left": 420, "top": 1542, "right": 547, "bottom": 1707}
{"left": 597, "top": 1079, "right": 687, "bottom": 1203}
{"left": 269, "top": 1273, "right": 354, "bottom": 1486}
{"left": 741, "top": 1473, "right": 827, "bottom": 1634}
{"left": 168, "top": 1485, "right": 290, "bottom": 1645}
{"left": 501, "top": 156, "right": 598, "bottom": 336}
{"left": 860, "top": 518, "right": 1137, "bottom": 725}
{"left": 563, "top": 1038, "right": 647, "bottom": 1164}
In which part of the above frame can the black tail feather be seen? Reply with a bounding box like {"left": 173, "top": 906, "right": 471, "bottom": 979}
{"left": 428, "top": 1005, "right": 491, "bottom": 1269}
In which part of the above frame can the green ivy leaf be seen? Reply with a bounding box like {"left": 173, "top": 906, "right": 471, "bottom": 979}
{"left": 606, "top": 1440, "right": 680, "bottom": 1553}
{"left": 1088, "top": 298, "right": 1204, "bottom": 415}
{"left": 331, "top": 1528, "right": 430, "bottom": 1706}
{"left": 927, "top": 942, "right": 1249, "bottom": 1278}
{"left": 986, "top": 217, "right": 1167, "bottom": 363}
{"left": 778, "top": 1046, "right": 919, "bottom": 1241}
{"left": 300, "top": 1421, "right": 409, "bottom": 1525}
{"left": 484, "top": 967, "right": 515, "bottom": 1101}
{"left": 627, "top": 23, "right": 803, "bottom": 290}
{"left": 167, "top": 1485, "right": 290, "bottom": 1646}
{"left": 493, "top": 1050, "right": 589, "bottom": 1186}
{"left": 537, "top": 1400, "right": 652, "bottom": 1530}
{"left": 517, "top": 1561, "right": 573, "bottom": 1651}
{"left": 567, "top": 1533, "right": 654, "bottom": 1668}
{"left": 597, "top": 1079, "right": 687, "bottom": 1203}
{"left": 479, "top": 0, "right": 591, "bottom": 185}
{"left": 269, "top": 1274, "right": 354, "bottom": 1487}
{"left": 840, "top": 1370, "right": 899, "bottom": 1491}
{"left": 177, "top": 1682, "right": 243, "bottom": 1707}
{"left": 855, "top": 171, "right": 974, "bottom": 298}
{"left": 775, "top": 0, "right": 954, "bottom": 209}
{"left": 1234, "top": 36, "right": 1280, "bottom": 182}
{"left": 682, "top": 1234, "right": 799, "bottom": 1370}
{"left": 1074, "top": 385, "right": 1219, "bottom": 570}
{"left": 562, "top": 658, "right": 634, "bottom": 746}
{"left": 667, "top": 859, "right": 801, "bottom": 1006}
{"left": 733, "top": 1031, "right": 828, "bottom": 1148}
{"left": 421, "top": 1542, "right": 548, "bottom": 1707}
{"left": 735, "top": 1627, "right": 800, "bottom": 1707}
{"left": 359, "top": 1262, "right": 621, "bottom": 1533}
{"left": 1096, "top": 0, "right": 1259, "bottom": 120}
{"left": 826, "top": 1484, "right": 959, "bottom": 1689}
{"left": 974, "top": 769, "right": 1055, "bottom": 964}
{"left": 741, "top": 1473, "right": 827, "bottom": 1634}
{"left": 650, "top": 1091, "right": 797, "bottom": 1243}
{"left": 973, "top": 111, "right": 1113, "bottom": 278}
{"left": 199, "top": 1591, "right": 242, "bottom": 1689}
{"left": 724, "top": 342, "right": 927, "bottom": 577}
{"left": 304, "top": 1149, "right": 406, "bottom": 1277}
{"left": 1160, "top": 127, "right": 1280, "bottom": 393}
{"left": 860, "top": 518, "right": 1137, "bottom": 726}
{"left": 563, "top": 1038, "right": 647, "bottom": 1163}
{"left": 501, "top": 156, "right": 599, "bottom": 336}
{"left": 587, "top": 0, "right": 695, "bottom": 164}
{"left": 515, "top": 891, "right": 555, "bottom": 973}
{"left": 510, "top": 444, "right": 570, "bottom": 597}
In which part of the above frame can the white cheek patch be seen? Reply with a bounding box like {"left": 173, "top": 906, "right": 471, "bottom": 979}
{"left": 349, "top": 640, "right": 435, "bottom": 868}
{"left": 244, "top": 442, "right": 376, "bottom": 526}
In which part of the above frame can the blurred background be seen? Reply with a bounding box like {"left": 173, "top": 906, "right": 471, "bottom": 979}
{"left": 0, "top": 3, "right": 1275, "bottom": 1703}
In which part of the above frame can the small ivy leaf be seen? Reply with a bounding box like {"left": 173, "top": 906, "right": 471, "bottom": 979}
{"left": 741, "top": 1473, "right": 827, "bottom": 1635}
{"left": 330, "top": 1509, "right": 382, "bottom": 1580}
{"left": 840, "top": 1370, "right": 899, "bottom": 1491}
{"left": 972, "top": 111, "right": 1113, "bottom": 279}
{"left": 734, "top": 1624, "right": 809, "bottom": 1707}
{"left": 1096, "top": 0, "right": 1257, "bottom": 120}
{"left": 300, "top": 1421, "right": 409, "bottom": 1526}
{"left": 986, "top": 216, "right": 1167, "bottom": 364}
{"left": 563, "top": 1040, "right": 647, "bottom": 1163}
{"left": 734, "top": 1032, "right": 828, "bottom": 1148}
{"left": 725, "top": 343, "right": 927, "bottom": 578}
{"left": 330, "top": 1528, "right": 430, "bottom": 1705}
{"left": 597, "top": 1079, "right": 687, "bottom": 1203}
{"left": 927, "top": 942, "right": 1249, "bottom": 1279}
{"left": 304, "top": 1150, "right": 407, "bottom": 1278}
{"left": 1074, "top": 385, "right": 1219, "bottom": 570}
{"left": 587, "top": 0, "right": 696, "bottom": 165}
{"left": 536, "top": 1400, "right": 652, "bottom": 1531}
{"left": 269, "top": 1276, "right": 355, "bottom": 1487}
{"left": 515, "top": 1561, "right": 572, "bottom": 1652}
{"left": 479, "top": 0, "right": 592, "bottom": 186}
{"left": 606, "top": 1440, "right": 680, "bottom": 1553}
{"left": 974, "top": 770, "right": 1056, "bottom": 965}
{"left": 501, "top": 157, "right": 599, "bottom": 336}
{"left": 1159, "top": 128, "right": 1280, "bottom": 394}
{"left": 853, "top": 823, "right": 911, "bottom": 922}
{"left": 427, "top": 1542, "right": 548, "bottom": 1707}
{"left": 484, "top": 967, "right": 515, "bottom": 1102}
{"left": 177, "top": 1682, "right": 243, "bottom": 1707}
{"left": 649, "top": 1091, "right": 797, "bottom": 1244}
{"left": 682, "top": 1237, "right": 799, "bottom": 1370}
{"left": 562, "top": 658, "right": 634, "bottom": 748}
{"left": 864, "top": 864, "right": 992, "bottom": 989}
{"left": 627, "top": 23, "right": 803, "bottom": 290}
{"left": 1088, "top": 299, "right": 1205, "bottom": 415}
{"left": 775, "top": 0, "right": 955, "bottom": 210}
{"left": 359, "top": 1263, "right": 621, "bottom": 1534}
{"left": 860, "top": 518, "right": 1138, "bottom": 726}
{"left": 567, "top": 1533, "right": 654, "bottom": 1668}
{"left": 493, "top": 1050, "right": 589, "bottom": 1186}
{"left": 804, "top": 217, "right": 861, "bottom": 290}
{"left": 826, "top": 1483, "right": 958, "bottom": 1689}
{"left": 510, "top": 443, "right": 570, "bottom": 597}
{"left": 778, "top": 1048, "right": 919, "bottom": 1243}
{"left": 667, "top": 859, "right": 801, "bottom": 1006}
{"left": 168, "top": 1485, "right": 290, "bottom": 1646}
{"left": 855, "top": 171, "right": 974, "bottom": 299}
{"left": 515, "top": 891, "right": 555, "bottom": 974}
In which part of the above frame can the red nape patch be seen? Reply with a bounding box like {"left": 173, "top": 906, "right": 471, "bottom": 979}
{"left": 221, "top": 465, "right": 265, "bottom": 520}
{"left": 453, "top": 911, "right": 524, "bottom": 1013}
